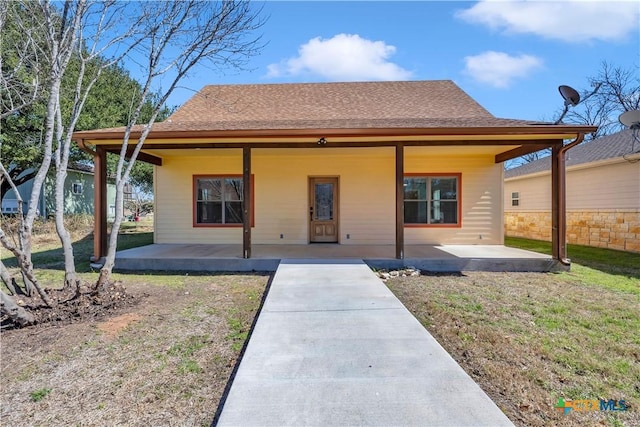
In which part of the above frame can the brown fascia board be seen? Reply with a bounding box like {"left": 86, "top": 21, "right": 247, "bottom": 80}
{"left": 73, "top": 124, "right": 598, "bottom": 143}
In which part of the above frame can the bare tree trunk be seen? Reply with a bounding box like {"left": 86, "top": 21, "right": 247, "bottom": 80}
{"left": 0, "top": 228, "right": 54, "bottom": 307}
{"left": 0, "top": 290, "right": 35, "bottom": 326}
{"left": 14, "top": 1, "right": 85, "bottom": 299}
{"left": 97, "top": 177, "right": 125, "bottom": 288}
{"left": 0, "top": 162, "right": 53, "bottom": 304}
{"left": 54, "top": 94, "right": 78, "bottom": 292}
{"left": 0, "top": 260, "right": 19, "bottom": 295}
{"left": 96, "top": 0, "right": 263, "bottom": 288}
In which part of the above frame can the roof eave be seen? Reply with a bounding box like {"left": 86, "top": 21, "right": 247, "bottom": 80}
{"left": 73, "top": 125, "right": 598, "bottom": 144}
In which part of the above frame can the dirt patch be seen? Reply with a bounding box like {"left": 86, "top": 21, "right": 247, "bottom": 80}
{"left": 2, "top": 282, "right": 140, "bottom": 329}
{"left": 1, "top": 273, "right": 269, "bottom": 426}
{"left": 97, "top": 313, "right": 142, "bottom": 339}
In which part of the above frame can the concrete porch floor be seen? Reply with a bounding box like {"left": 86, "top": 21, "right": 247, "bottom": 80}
{"left": 114, "top": 243, "right": 561, "bottom": 272}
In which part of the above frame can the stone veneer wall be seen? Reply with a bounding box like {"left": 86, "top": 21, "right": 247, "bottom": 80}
{"left": 505, "top": 209, "right": 640, "bottom": 253}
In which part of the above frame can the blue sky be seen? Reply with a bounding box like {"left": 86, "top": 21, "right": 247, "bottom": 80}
{"left": 166, "top": 0, "right": 640, "bottom": 122}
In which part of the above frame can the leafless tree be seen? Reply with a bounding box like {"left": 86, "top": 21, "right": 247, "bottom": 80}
{"left": 556, "top": 62, "right": 639, "bottom": 138}
{"left": 0, "top": 0, "right": 263, "bottom": 325}
{"left": 95, "top": 0, "right": 263, "bottom": 287}
{"left": 0, "top": 0, "right": 85, "bottom": 309}
{"left": 0, "top": 1, "right": 44, "bottom": 119}
{"left": 50, "top": 1, "right": 145, "bottom": 292}
{"left": 509, "top": 62, "right": 639, "bottom": 167}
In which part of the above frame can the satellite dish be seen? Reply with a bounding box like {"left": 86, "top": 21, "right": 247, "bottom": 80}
{"left": 558, "top": 85, "right": 581, "bottom": 106}
{"left": 619, "top": 110, "right": 640, "bottom": 129}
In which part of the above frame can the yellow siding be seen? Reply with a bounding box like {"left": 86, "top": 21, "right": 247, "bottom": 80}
{"left": 252, "top": 148, "right": 395, "bottom": 244}
{"left": 405, "top": 148, "right": 503, "bottom": 244}
{"left": 155, "top": 150, "right": 243, "bottom": 244}
{"left": 155, "top": 147, "right": 503, "bottom": 245}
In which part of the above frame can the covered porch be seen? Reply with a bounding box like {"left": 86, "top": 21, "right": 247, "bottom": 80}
{"left": 114, "top": 243, "right": 558, "bottom": 273}
{"left": 73, "top": 81, "right": 598, "bottom": 272}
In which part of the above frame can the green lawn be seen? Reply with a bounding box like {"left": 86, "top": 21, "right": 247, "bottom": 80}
{"left": 1, "top": 218, "right": 154, "bottom": 278}
{"left": 505, "top": 236, "right": 640, "bottom": 277}
{"left": 386, "top": 238, "right": 640, "bottom": 426}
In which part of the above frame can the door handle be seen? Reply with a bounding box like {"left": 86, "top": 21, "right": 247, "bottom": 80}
{"left": 309, "top": 206, "right": 314, "bottom": 220}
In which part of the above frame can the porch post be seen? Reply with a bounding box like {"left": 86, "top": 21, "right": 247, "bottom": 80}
{"left": 395, "top": 143, "right": 404, "bottom": 259}
{"left": 92, "top": 146, "right": 108, "bottom": 262}
{"left": 551, "top": 143, "right": 565, "bottom": 261}
{"left": 243, "top": 147, "right": 251, "bottom": 259}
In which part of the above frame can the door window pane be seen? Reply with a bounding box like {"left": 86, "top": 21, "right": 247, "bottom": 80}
{"left": 315, "top": 183, "right": 334, "bottom": 220}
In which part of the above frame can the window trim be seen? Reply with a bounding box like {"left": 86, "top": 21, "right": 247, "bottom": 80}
{"left": 192, "top": 174, "right": 255, "bottom": 228}
{"left": 403, "top": 173, "right": 462, "bottom": 228}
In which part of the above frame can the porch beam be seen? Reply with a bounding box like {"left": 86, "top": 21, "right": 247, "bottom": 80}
{"left": 104, "top": 148, "right": 162, "bottom": 166}
{"left": 396, "top": 143, "right": 404, "bottom": 259}
{"left": 243, "top": 147, "right": 251, "bottom": 259}
{"left": 495, "top": 143, "right": 556, "bottom": 163}
{"left": 92, "top": 146, "right": 108, "bottom": 262}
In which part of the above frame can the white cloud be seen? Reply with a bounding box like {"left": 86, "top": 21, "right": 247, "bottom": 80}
{"left": 457, "top": 0, "right": 640, "bottom": 43}
{"left": 266, "top": 34, "right": 412, "bottom": 81}
{"left": 464, "top": 51, "right": 543, "bottom": 88}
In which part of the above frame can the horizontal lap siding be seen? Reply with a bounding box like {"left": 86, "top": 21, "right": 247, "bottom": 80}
{"left": 505, "top": 160, "right": 640, "bottom": 211}
{"left": 155, "top": 150, "right": 243, "bottom": 244}
{"left": 504, "top": 160, "right": 640, "bottom": 252}
{"left": 405, "top": 148, "right": 503, "bottom": 244}
{"left": 252, "top": 148, "right": 395, "bottom": 244}
{"left": 155, "top": 147, "right": 395, "bottom": 245}
{"left": 155, "top": 147, "right": 503, "bottom": 245}
{"left": 567, "top": 162, "right": 639, "bottom": 209}
{"left": 504, "top": 174, "right": 551, "bottom": 211}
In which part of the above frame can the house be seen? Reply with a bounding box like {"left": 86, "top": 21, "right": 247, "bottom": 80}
{"left": 72, "top": 80, "right": 596, "bottom": 269}
{"left": 505, "top": 130, "right": 640, "bottom": 253}
{"left": 1, "top": 164, "right": 117, "bottom": 218}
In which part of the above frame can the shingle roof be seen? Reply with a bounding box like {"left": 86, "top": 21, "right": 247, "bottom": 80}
{"left": 168, "top": 80, "right": 494, "bottom": 124}
{"left": 73, "top": 80, "right": 596, "bottom": 139}
{"left": 505, "top": 129, "right": 637, "bottom": 178}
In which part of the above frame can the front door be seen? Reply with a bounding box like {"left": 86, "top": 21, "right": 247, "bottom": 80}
{"left": 309, "top": 177, "right": 339, "bottom": 243}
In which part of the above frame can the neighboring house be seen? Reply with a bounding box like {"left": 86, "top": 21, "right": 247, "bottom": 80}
{"left": 505, "top": 130, "right": 640, "bottom": 253}
{"left": 1, "top": 165, "right": 117, "bottom": 218}
{"left": 73, "top": 80, "right": 596, "bottom": 265}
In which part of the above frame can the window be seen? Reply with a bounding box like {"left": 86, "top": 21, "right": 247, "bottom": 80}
{"left": 511, "top": 192, "right": 519, "bottom": 207}
{"left": 72, "top": 182, "right": 83, "bottom": 195}
{"left": 193, "top": 175, "right": 253, "bottom": 227}
{"left": 404, "top": 175, "right": 460, "bottom": 226}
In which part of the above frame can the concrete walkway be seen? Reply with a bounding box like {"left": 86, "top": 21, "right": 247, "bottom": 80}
{"left": 215, "top": 260, "right": 514, "bottom": 426}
